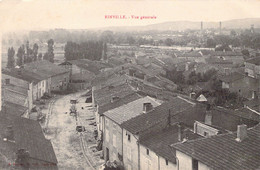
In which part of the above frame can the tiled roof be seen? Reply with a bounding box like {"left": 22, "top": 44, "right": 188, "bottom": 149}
{"left": 4, "top": 84, "right": 28, "bottom": 95}
{"left": 140, "top": 125, "right": 201, "bottom": 164}
{"left": 244, "top": 98, "right": 260, "bottom": 113}
{"left": 177, "top": 51, "right": 202, "bottom": 58}
{"left": 2, "top": 68, "right": 45, "bottom": 83}
{"left": 2, "top": 101, "right": 27, "bottom": 116}
{"left": 71, "top": 72, "right": 95, "bottom": 81}
{"left": 98, "top": 93, "right": 142, "bottom": 115}
{"left": 24, "top": 60, "right": 69, "bottom": 78}
{"left": 121, "top": 97, "right": 196, "bottom": 134}
{"left": 205, "top": 57, "right": 233, "bottom": 64}
{"left": 219, "top": 72, "right": 245, "bottom": 83}
{"left": 0, "top": 114, "right": 57, "bottom": 165}
{"left": 94, "top": 83, "right": 136, "bottom": 106}
{"left": 210, "top": 51, "right": 243, "bottom": 56}
{"left": 69, "top": 59, "right": 112, "bottom": 74}
{"left": 103, "top": 96, "right": 162, "bottom": 125}
{"left": 245, "top": 57, "right": 260, "bottom": 65}
{"left": 173, "top": 123, "right": 260, "bottom": 170}
{"left": 209, "top": 107, "right": 259, "bottom": 131}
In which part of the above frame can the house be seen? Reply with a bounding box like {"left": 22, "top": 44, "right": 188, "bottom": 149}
{"left": 102, "top": 96, "right": 162, "bottom": 166}
{"left": 2, "top": 68, "right": 38, "bottom": 112}
{"left": 244, "top": 57, "right": 260, "bottom": 79}
{"left": 172, "top": 124, "right": 260, "bottom": 170}
{"left": 24, "top": 60, "right": 70, "bottom": 92}
{"left": 138, "top": 125, "right": 201, "bottom": 170}
{"left": 2, "top": 68, "right": 48, "bottom": 102}
{"left": 92, "top": 83, "right": 137, "bottom": 135}
{"left": 0, "top": 114, "right": 58, "bottom": 169}
{"left": 219, "top": 72, "right": 259, "bottom": 99}
{"left": 121, "top": 97, "right": 197, "bottom": 170}
{"left": 209, "top": 51, "right": 244, "bottom": 65}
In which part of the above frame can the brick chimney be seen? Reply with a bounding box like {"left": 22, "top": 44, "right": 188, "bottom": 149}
{"left": 236, "top": 124, "right": 247, "bottom": 142}
{"left": 143, "top": 103, "right": 153, "bottom": 113}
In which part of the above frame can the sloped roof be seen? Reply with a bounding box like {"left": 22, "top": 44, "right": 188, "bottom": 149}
{"left": 0, "top": 114, "right": 58, "bottom": 165}
{"left": 69, "top": 59, "right": 112, "bottom": 74}
{"left": 219, "top": 72, "right": 245, "bottom": 83}
{"left": 173, "top": 124, "right": 260, "bottom": 170}
{"left": 2, "top": 68, "right": 45, "bottom": 83}
{"left": 98, "top": 93, "right": 142, "bottom": 115}
{"left": 24, "top": 60, "right": 69, "bottom": 78}
{"left": 140, "top": 125, "right": 201, "bottom": 164}
{"left": 210, "top": 51, "right": 243, "bottom": 56}
{"left": 121, "top": 97, "right": 196, "bottom": 134}
{"left": 177, "top": 51, "right": 202, "bottom": 58}
{"left": 245, "top": 57, "right": 260, "bottom": 65}
{"left": 103, "top": 96, "right": 162, "bottom": 125}
{"left": 94, "top": 83, "right": 136, "bottom": 106}
{"left": 2, "top": 101, "right": 27, "bottom": 116}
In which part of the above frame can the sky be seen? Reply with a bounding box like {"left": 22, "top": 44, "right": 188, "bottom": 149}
{"left": 0, "top": 0, "right": 260, "bottom": 32}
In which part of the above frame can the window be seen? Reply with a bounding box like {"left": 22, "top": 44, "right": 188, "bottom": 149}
{"left": 192, "top": 159, "right": 198, "bottom": 170}
{"left": 127, "top": 147, "right": 131, "bottom": 161}
{"left": 113, "top": 134, "right": 117, "bottom": 147}
{"left": 42, "top": 81, "right": 44, "bottom": 87}
{"left": 128, "top": 134, "right": 131, "bottom": 142}
{"left": 146, "top": 149, "right": 149, "bottom": 155}
{"left": 239, "top": 89, "right": 241, "bottom": 93}
{"left": 204, "top": 132, "right": 208, "bottom": 137}
{"left": 105, "top": 118, "right": 109, "bottom": 127}
{"left": 165, "top": 159, "right": 168, "bottom": 165}
{"left": 106, "top": 129, "right": 110, "bottom": 142}
{"left": 5, "top": 79, "right": 10, "bottom": 85}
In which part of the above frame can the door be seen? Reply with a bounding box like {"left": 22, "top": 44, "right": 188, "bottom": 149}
{"left": 106, "top": 147, "right": 109, "bottom": 162}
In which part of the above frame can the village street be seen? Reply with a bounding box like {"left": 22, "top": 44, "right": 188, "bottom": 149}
{"left": 43, "top": 91, "right": 104, "bottom": 170}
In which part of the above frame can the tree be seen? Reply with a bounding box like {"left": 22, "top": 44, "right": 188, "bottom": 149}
{"left": 44, "top": 39, "right": 55, "bottom": 62}
{"left": 6, "top": 47, "right": 15, "bottom": 68}
{"left": 48, "top": 39, "right": 54, "bottom": 63}
{"left": 32, "top": 43, "right": 39, "bottom": 61}
{"left": 16, "top": 45, "right": 25, "bottom": 66}
{"left": 38, "top": 53, "right": 42, "bottom": 60}
{"left": 206, "top": 38, "right": 216, "bottom": 48}
{"left": 164, "top": 38, "right": 173, "bottom": 46}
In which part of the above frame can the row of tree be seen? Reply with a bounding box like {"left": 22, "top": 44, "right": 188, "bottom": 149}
{"left": 6, "top": 39, "right": 54, "bottom": 68}
{"left": 64, "top": 41, "right": 107, "bottom": 61}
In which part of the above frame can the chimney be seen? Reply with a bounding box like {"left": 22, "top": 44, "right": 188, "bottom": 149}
{"left": 111, "top": 96, "right": 119, "bottom": 103}
{"left": 236, "top": 124, "right": 247, "bottom": 142}
{"left": 143, "top": 103, "right": 153, "bottom": 113}
{"left": 5, "top": 125, "right": 14, "bottom": 141}
{"left": 177, "top": 123, "right": 182, "bottom": 142}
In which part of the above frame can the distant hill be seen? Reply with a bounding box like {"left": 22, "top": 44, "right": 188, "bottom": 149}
{"left": 98, "top": 18, "right": 260, "bottom": 32}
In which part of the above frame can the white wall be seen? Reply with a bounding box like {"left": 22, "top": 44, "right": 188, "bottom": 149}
{"left": 123, "top": 129, "right": 139, "bottom": 170}
{"left": 159, "top": 156, "right": 177, "bottom": 170}
{"left": 176, "top": 150, "right": 193, "bottom": 170}
{"left": 140, "top": 144, "right": 158, "bottom": 170}
{"left": 199, "top": 162, "right": 211, "bottom": 170}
